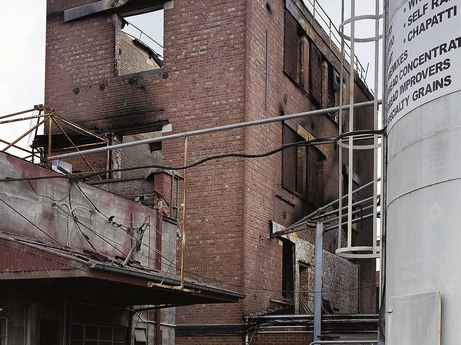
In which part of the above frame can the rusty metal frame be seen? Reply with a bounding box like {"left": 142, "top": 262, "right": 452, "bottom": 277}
{"left": 0, "top": 105, "right": 109, "bottom": 178}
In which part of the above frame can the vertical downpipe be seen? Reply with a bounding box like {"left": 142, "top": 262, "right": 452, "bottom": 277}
{"left": 313, "top": 222, "right": 324, "bottom": 342}
{"left": 155, "top": 205, "right": 163, "bottom": 345}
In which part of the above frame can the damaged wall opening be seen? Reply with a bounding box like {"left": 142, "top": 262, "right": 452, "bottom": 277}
{"left": 110, "top": 130, "right": 163, "bottom": 180}
{"left": 118, "top": 9, "right": 164, "bottom": 76}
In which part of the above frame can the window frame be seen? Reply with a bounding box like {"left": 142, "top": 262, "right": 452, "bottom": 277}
{"left": 70, "top": 323, "right": 126, "bottom": 345}
{"left": 116, "top": 8, "right": 165, "bottom": 78}
{"left": 282, "top": 121, "right": 325, "bottom": 206}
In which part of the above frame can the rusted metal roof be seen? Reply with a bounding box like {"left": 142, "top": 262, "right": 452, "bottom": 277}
{"left": 0, "top": 231, "right": 245, "bottom": 306}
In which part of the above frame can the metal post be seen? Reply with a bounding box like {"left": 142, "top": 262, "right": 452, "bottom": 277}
{"left": 314, "top": 221, "right": 324, "bottom": 342}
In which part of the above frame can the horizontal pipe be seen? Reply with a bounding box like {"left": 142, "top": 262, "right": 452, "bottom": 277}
{"left": 49, "top": 100, "right": 381, "bottom": 161}
{"left": 310, "top": 341, "right": 377, "bottom": 345}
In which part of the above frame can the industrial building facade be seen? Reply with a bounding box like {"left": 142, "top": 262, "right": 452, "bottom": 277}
{"left": 0, "top": 0, "right": 378, "bottom": 344}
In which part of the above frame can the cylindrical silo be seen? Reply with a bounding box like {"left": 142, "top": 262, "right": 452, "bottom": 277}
{"left": 385, "top": 0, "right": 461, "bottom": 344}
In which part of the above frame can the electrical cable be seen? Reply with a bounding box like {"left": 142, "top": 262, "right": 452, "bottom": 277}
{"left": 0, "top": 129, "right": 386, "bottom": 183}
{"left": 0, "top": 128, "right": 386, "bottom": 299}
{"left": 71, "top": 182, "right": 180, "bottom": 270}
{"left": 0, "top": 196, "right": 63, "bottom": 246}
{"left": 27, "top": 179, "right": 73, "bottom": 202}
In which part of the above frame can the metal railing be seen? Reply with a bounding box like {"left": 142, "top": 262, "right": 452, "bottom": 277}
{"left": 303, "top": 0, "right": 371, "bottom": 85}
{"left": 0, "top": 105, "right": 108, "bottom": 179}
{"left": 122, "top": 19, "right": 163, "bottom": 59}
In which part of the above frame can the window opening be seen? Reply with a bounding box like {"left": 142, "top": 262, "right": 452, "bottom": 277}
{"left": 299, "top": 263, "right": 313, "bottom": 314}
{"left": 282, "top": 239, "right": 295, "bottom": 300}
{"left": 282, "top": 123, "right": 298, "bottom": 193}
{"left": 309, "top": 42, "right": 323, "bottom": 104}
{"left": 283, "top": 11, "right": 299, "bottom": 82}
{"left": 110, "top": 130, "right": 163, "bottom": 180}
{"left": 70, "top": 323, "right": 126, "bottom": 345}
{"left": 327, "top": 64, "right": 341, "bottom": 121}
{"left": 284, "top": 7, "right": 327, "bottom": 105}
{"left": 119, "top": 10, "right": 164, "bottom": 76}
{"left": 282, "top": 123, "right": 324, "bottom": 204}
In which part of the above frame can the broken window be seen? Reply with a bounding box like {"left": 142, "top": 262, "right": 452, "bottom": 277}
{"left": 118, "top": 9, "right": 164, "bottom": 76}
{"left": 309, "top": 42, "right": 323, "bottom": 104}
{"left": 283, "top": 10, "right": 311, "bottom": 90}
{"left": 327, "top": 63, "right": 341, "bottom": 121}
{"left": 284, "top": 7, "right": 328, "bottom": 108}
{"left": 282, "top": 123, "right": 324, "bottom": 205}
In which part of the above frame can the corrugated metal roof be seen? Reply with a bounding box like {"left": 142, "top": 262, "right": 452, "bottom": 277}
{"left": 0, "top": 231, "right": 245, "bottom": 306}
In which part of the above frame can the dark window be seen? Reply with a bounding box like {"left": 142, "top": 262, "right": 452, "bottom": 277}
{"left": 306, "top": 145, "right": 323, "bottom": 206}
{"left": 282, "top": 239, "right": 295, "bottom": 299}
{"left": 328, "top": 64, "right": 340, "bottom": 108}
{"left": 327, "top": 64, "right": 341, "bottom": 121}
{"left": 70, "top": 323, "right": 126, "bottom": 345}
{"left": 284, "top": 11, "right": 299, "bottom": 82}
{"left": 284, "top": 9, "right": 326, "bottom": 101}
{"left": 299, "top": 263, "right": 313, "bottom": 314}
{"left": 282, "top": 123, "right": 324, "bottom": 205}
{"left": 309, "top": 42, "right": 323, "bottom": 104}
{"left": 282, "top": 123, "right": 298, "bottom": 193}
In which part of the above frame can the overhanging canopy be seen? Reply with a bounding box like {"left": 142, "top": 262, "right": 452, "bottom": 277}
{"left": 0, "top": 233, "right": 244, "bottom": 307}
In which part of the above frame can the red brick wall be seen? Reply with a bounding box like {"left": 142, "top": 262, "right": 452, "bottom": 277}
{"left": 176, "top": 335, "right": 242, "bottom": 345}
{"left": 160, "top": 0, "right": 249, "bottom": 327}
{"left": 45, "top": 1, "right": 376, "bottom": 343}
{"left": 45, "top": 0, "right": 168, "bottom": 175}
{"left": 251, "top": 327, "right": 313, "bottom": 345}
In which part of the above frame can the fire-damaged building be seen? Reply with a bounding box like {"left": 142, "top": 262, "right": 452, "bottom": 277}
{"left": 0, "top": 0, "right": 381, "bottom": 344}
{"left": 0, "top": 145, "right": 244, "bottom": 344}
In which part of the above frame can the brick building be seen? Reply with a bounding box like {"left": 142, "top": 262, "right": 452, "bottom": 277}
{"left": 40, "top": 0, "right": 378, "bottom": 344}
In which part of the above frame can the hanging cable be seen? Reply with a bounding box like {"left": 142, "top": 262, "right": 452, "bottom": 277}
{"left": 0, "top": 129, "right": 385, "bottom": 184}
{"left": 0, "top": 197, "right": 63, "bottom": 246}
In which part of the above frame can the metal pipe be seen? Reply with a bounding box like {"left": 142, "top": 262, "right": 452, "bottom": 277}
{"left": 51, "top": 116, "right": 101, "bottom": 179}
{"left": 169, "top": 171, "right": 175, "bottom": 217}
{"left": 272, "top": 179, "right": 379, "bottom": 236}
{"left": 1, "top": 117, "right": 47, "bottom": 153}
{"left": 265, "top": 30, "right": 269, "bottom": 111}
{"left": 0, "top": 107, "right": 39, "bottom": 120}
{"left": 244, "top": 313, "right": 378, "bottom": 320}
{"left": 48, "top": 115, "right": 53, "bottom": 162}
{"left": 313, "top": 222, "right": 324, "bottom": 342}
{"left": 49, "top": 100, "right": 381, "bottom": 161}
{"left": 0, "top": 113, "right": 45, "bottom": 125}
{"left": 310, "top": 341, "right": 377, "bottom": 345}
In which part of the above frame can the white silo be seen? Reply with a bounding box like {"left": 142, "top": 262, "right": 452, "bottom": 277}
{"left": 385, "top": 0, "right": 461, "bottom": 343}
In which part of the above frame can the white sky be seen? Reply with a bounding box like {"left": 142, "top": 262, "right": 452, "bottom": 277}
{"left": 1, "top": 0, "right": 46, "bottom": 115}
{"left": 0, "top": 0, "right": 380, "bottom": 148}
